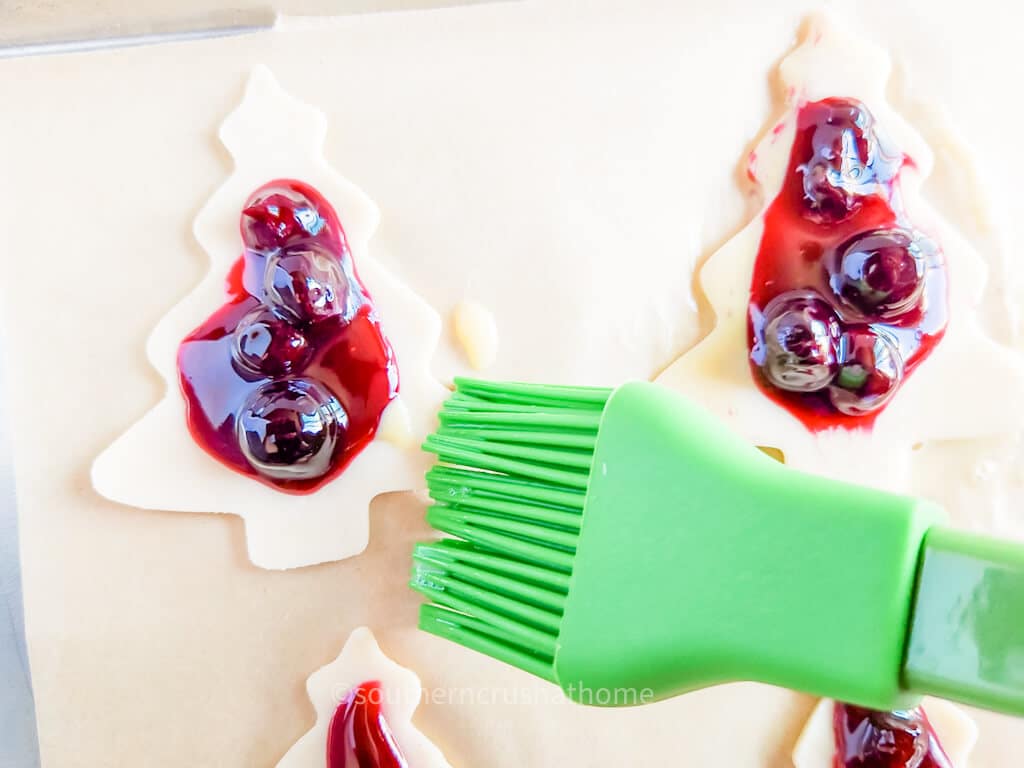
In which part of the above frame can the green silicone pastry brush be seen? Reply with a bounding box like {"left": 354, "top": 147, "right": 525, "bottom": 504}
{"left": 410, "top": 379, "right": 1024, "bottom": 714}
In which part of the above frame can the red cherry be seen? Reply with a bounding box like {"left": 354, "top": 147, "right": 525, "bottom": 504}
{"left": 798, "top": 98, "right": 896, "bottom": 223}
{"left": 264, "top": 244, "right": 351, "bottom": 324}
{"left": 828, "top": 328, "right": 904, "bottom": 416}
{"left": 231, "top": 308, "right": 311, "bottom": 376}
{"left": 830, "top": 229, "right": 927, "bottom": 321}
{"left": 757, "top": 290, "right": 842, "bottom": 393}
{"left": 241, "top": 186, "right": 326, "bottom": 250}
{"left": 801, "top": 161, "right": 860, "bottom": 222}
{"left": 236, "top": 378, "right": 347, "bottom": 481}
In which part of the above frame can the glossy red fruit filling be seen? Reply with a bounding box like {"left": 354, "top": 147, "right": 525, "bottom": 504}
{"left": 833, "top": 704, "right": 953, "bottom": 768}
{"left": 798, "top": 98, "right": 897, "bottom": 223}
{"left": 178, "top": 180, "right": 398, "bottom": 494}
{"left": 748, "top": 97, "right": 948, "bottom": 431}
{"left": 327, "top": 680, "right": 408, "bottom": 768}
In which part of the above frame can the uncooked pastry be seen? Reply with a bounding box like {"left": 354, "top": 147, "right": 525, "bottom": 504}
{"left": 275, "top": 627, "right": 454, "bottom": 768}
{"left": 451, "top": 300, "right": 498, "bottom": 371}
{"left": 656, "top": 14, "right": 1024, "bottom": 492}
{"left": 91, "top": 67, "right": 448, "bottom": 569}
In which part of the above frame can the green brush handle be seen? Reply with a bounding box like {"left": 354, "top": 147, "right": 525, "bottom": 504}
{"left": 554, "top": 382, "right": 1024, "bottom": 713}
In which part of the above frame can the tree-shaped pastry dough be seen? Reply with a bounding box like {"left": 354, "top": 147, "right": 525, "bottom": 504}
{"left": 93, "top": 67, "right": 446, "bottom": 569}
{"left": 656, "top": 16, "right": 1024, "bottom": 491}
{"left": 275, "top": 628, "right": 454, "bottom": 768}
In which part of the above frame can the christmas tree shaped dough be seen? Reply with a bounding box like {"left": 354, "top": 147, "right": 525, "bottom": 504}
{"left": 275, "top": 627, "right": 454, "bottom": 768}
{"left": 92, "top": 66, "right": 447, "bottom": 569}
{"left": 656, "top": 15, "right": 1024, "bottom": 491}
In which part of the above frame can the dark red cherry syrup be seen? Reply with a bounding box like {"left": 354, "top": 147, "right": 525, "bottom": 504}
{"left": 748, "top": 98, "right": 948, "bottom": 430}
{"left": 834, "top": 703, "right": 953, "bottom": 768}
{"left": 178, "top": 180, "right": 398, "bottom": 494}
{"left": 327, "top": 680, "right": 408, "bottom": 768}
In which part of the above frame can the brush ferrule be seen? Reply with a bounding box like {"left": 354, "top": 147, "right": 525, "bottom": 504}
{"left": 903, "top": 526, "right": 1024, "bottom": 715}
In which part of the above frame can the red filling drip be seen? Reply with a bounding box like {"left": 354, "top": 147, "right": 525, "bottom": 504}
{"left": 747, "top": 98, "right": 948, "bottom": 430}
{"left": 327, "top": 680, "right": 408, "bottom": 768}
{"left": 834, "top": 704, "right": 953, "bottom": 768}
{"left": 178, "top": 179, "right": 398, "bottom": 494}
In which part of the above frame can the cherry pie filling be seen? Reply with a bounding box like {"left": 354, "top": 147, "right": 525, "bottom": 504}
{"left": 748, "top": 97, "right": 948, "bottom": 431}
{"left": 327, "top": 680, "right": 407, "bottom": 768}
{"left": 178, "top": 180, "right": 398, "bottom": 494}
{"left": 834, "top": 703, "right": 953, "bottom": 768}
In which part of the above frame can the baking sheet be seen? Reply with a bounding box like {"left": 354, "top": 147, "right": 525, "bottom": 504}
{"left": 0, "top": 1, "right": 490, "bottom": 49}
{"left": 0, "top": 1, "right": 1022, "bottom": 766}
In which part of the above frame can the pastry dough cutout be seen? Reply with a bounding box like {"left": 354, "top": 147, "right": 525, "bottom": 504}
{"left": 656, "top": 15, "right": 1024, "bottom": 491}
{"left": 92, "top": 67, "right": 447, "bottom": 569}
{"left": 275, "top": 627, "right": 454, "bottom": 768}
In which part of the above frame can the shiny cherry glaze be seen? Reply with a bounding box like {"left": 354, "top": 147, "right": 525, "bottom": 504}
{"left": 327, "top": 680, "right": 408, "bottom": 768}
{"left": 833, "top": 704, "right": 952, "bottom": 768}
{"left": 178, "top": 180, "right": 398, "bottom": 494}
{"left": 748, "top": 98, "right": 948, "bottom": 430}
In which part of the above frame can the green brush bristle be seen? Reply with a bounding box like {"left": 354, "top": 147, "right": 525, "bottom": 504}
{"left": 411, "top": 378, "right": 613, "bottom": 683}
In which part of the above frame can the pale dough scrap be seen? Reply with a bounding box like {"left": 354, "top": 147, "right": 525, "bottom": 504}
{"left": 452, "top": 300, "right": 499, "bottom": 371}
